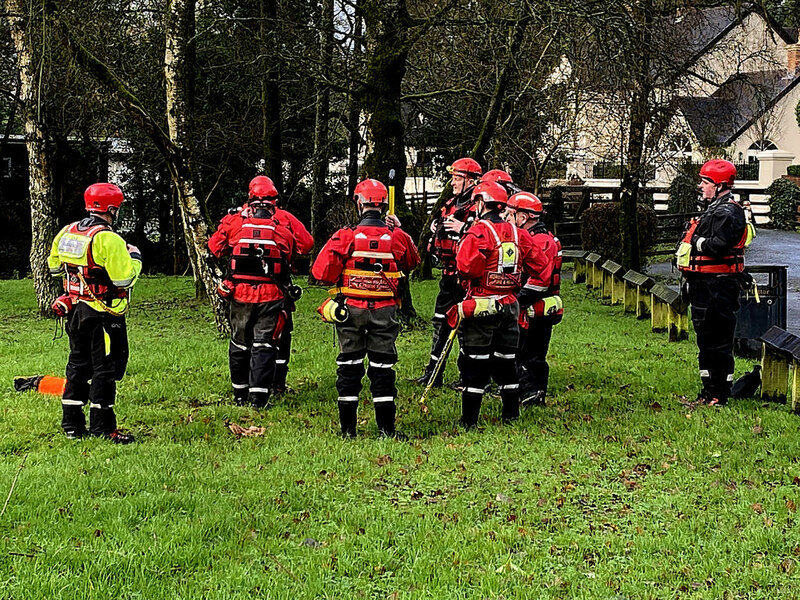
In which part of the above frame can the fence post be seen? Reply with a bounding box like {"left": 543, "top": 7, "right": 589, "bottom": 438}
{"left": 577, "top": 188, "right": 592, "bottom": 218}
{"left": 549, "top": 187, "right": 564, "bottom": 224}
{"left": 757, "top": 150, "right": 795, "bottom": 188}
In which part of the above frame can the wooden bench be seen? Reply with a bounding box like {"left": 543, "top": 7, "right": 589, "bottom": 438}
{"left": 649, "top": 282, "right": 688, "bottom": 341}
{"left": 601, "top": 259, "right": 625, "bottom": 304}
{"left": 622, "top": 270, "right": 655, "bottom": 318}
{"left": 759, "top": 326, "right": 800, "bottom": 411}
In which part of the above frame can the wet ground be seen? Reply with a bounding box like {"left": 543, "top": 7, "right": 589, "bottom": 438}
{"left": 645, "top": 228, "right": 800, "bottom": 335}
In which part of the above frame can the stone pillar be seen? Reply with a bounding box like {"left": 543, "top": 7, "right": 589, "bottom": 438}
{"left": 757, "top": 150, "right": 795, "bottom": 187}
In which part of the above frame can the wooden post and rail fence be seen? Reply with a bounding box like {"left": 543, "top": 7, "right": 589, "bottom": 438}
{"left": 408, "top": 184, "right": 773, "bottom": 258}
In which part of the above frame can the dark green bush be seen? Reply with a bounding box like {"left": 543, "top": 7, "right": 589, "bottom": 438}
{"left": 580, "top": 202, "right": 658, "bottom": 263}
{"left": 786, "top": 165, "right": 800, "bottom": 177}
{"left": 796, "top": 98, "right": 800, "bottom": 130}
{"left": 765, "top": 178, "right": 800, "bottom": 230}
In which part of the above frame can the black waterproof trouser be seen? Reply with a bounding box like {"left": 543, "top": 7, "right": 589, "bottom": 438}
{"left": 458, "top": 301, "right": 521, "bottom": 428}
{"left": 686, "top": 274, "right": 740, "bottom": 402}
{"left": 423, "top": 274, "right": 466, "bottom": 379}
{"left": 334, "top": 305, "right": 399, "bottom": 435}
{"left": 229, "top": 299, "right": 285, "bottom": 407}
{"left": 62, "top": 302, "right": 129, "bottom": 436}
{"left": 273, "top": 310, "right": 293, "bottom": 390}
{"left": 517, "top": 317, "right": 555, "bottom": 398}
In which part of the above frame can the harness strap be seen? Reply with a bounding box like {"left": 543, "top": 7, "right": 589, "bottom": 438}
{"left": 74, "top": 271, "right": 128, "bottom": 316}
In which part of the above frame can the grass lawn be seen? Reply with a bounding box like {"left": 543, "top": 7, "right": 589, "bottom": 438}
{"left": 1, "top": 273, "right": 799, "bottom": 599}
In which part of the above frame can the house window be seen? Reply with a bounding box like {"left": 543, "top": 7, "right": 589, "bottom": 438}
{"left": 670, "top": 135, "right": 693, "bottom": 159}
{"left": 747, "top": 140, "right": 778, "bottom": 163}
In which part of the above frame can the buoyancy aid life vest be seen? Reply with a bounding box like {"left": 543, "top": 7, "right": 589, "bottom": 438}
{"left": 57, "top": 221, "right": 127, "bottom": 304}
{"left": 433, "top": 193, "right": 477, "bottom": 272}
{"left": 527, "top": 225, "right": 564, "bottom": 320}
{"left": 338, "top": 226, "right": 402, "bottom": 299}
{"left": 470, "top": 220, "right": 523, "bottom": 297}
{"left": 230, "top": 217, "right": 288, "bottom": 284}
{"left": 676, "top": 199, "right": 747, "bottom": 274}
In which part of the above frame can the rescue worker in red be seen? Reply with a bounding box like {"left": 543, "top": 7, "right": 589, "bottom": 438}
{"left": 47, "top": 183, "right": 142, "bottom": 443}
{"left": 675, "top": 159, "right": 747, "bottom": 406}
{"left": 208, "top": 176, "right": 297, "bottom": 408}
{"left": 505, "top": 192, "right": 563, "bottom": 406}
{"left": 271, "top": 200, "right": 313, "bottom": 394}
{"left": 482, "top": 169, "right": 520, "bottom": 196}
{"left": 312, "top": 179, "right": 420, "bottom": 438}
{"left": 416, "top": 157, "right": 482, "bottom": 388}
{"left": 218, "top": 184, "right": 314, "bottom": 395}
{"left": 453, "top": 181, "right": 548, "bottom": 429}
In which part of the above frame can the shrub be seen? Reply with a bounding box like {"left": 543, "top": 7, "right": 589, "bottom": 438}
{"left": 580, "top": 201, "right": 658, "bottom": 263}
{"left": 765, "top": 177, "right": 800, "bottom": 230}
{"left": 796, "top": 98, "right": 800, "bottom": 130}
{"left": 786, "top": 164, "right": 800, "bottom": 177}
{"left": 667, "top": 161, "right": 700, "bottom": 214}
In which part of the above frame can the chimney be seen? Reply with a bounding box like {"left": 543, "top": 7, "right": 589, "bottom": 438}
{"left": 789, "top": 43, "right": 800, "bottom": 74}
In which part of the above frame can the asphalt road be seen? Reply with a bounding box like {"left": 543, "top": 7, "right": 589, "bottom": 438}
{"left": 645, "top": 228, "right": 800, "bottom": 334}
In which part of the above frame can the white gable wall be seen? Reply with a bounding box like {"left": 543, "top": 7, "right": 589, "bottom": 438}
{"left": 686, "top": 12, "right": 789, "bottom": 97}
{"left": 730, "top": 82, "right": 800, "bottom": 163}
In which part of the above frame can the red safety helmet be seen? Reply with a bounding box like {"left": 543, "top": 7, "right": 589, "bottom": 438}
{"left": 248, "top": 176, "right": 279, "bottom": 204}
{"left": 699, "top": 159, "right": 736, "bottom": 188}
{"left": 354, "top": 178, "right": 388, "bottom": 207}
{"left": 508, "top": 192, "right": 543, "bottom": 214}
{"left": 471, "top": 181, "right": 508, "bottom": 206}
{"left": 447, "top": 157, "right": 482, "bottom": 179}
{"left": 84, "top": 183, "right": 124, "bottom": 213}
{"left": 482, "top": 169, "right": 513, "bottom": 184}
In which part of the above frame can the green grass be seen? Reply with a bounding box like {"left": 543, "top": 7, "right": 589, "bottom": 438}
{"left": 1, "top": 274, "right": 800, "bottom": 599}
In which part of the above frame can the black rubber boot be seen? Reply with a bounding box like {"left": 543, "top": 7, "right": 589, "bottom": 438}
{"left": 459, "top": 394, "right": 482, "bottom": 430}
{"left": 338, "top": 402, "right": 358, "bottom": 438}
{"left": 375, "top": 402, "right": 396, "bottom": 437}
{"left": 89, "top": 407, "right": 116, "bottom": 438}
{"left": 62, "top": 405, "right": 87, "bottom": 439}
{"left": 501, "top": 395, "right": 520, "bottom": 423}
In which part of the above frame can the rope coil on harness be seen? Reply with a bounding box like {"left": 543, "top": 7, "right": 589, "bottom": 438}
{"left": 75, "top": 271, "right": 129, "bottom": 317}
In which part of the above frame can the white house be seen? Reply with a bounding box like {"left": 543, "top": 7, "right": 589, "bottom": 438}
{"left": 563, "top": 6, "right": 800, "bottom": 183}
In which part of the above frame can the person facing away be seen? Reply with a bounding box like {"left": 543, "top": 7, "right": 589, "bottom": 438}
{"left": 312, "top": 178, "right": 420, "bottom": 438}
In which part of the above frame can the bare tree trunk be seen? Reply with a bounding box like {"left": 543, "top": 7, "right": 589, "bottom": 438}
{"left": 346, "top": 94, "right": 361, "bottom": 200}
{"left": 261, "top": 0, "right": 283, "bottom": 190}
{"left": 6, "top": 0, "right": 60, "bottom": 315}
{"left": 310, "top": 0, "right": 333, "bottom": 253}
{"left": 346, "top": 12, "right": 364, "bottom": 200}
{"left": 165, "top": 0, "right": 228, "bottom": 331}
{"left": 360, "top": 0, "right": 416, "bottom": 319}
{"left": 619, "top": 2, "right": 652, "bottom": 271}
{"left": 619, "top": 82, "right": 646, "bottom": 271}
